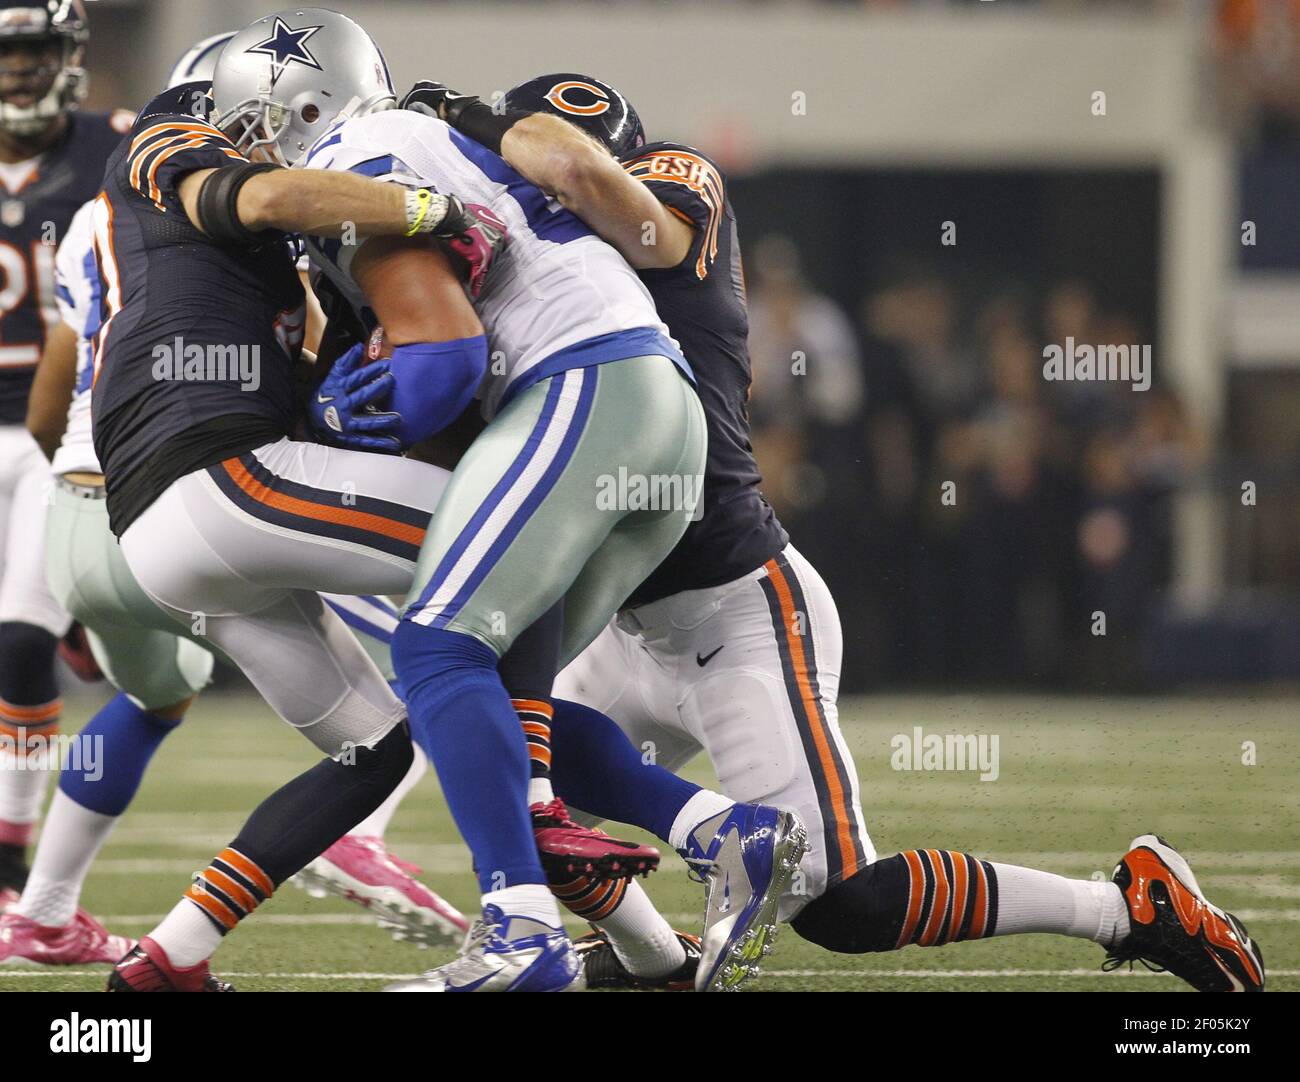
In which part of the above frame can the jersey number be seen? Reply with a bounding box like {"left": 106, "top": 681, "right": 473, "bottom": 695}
{"left": 0, "top": 240, "right": 57, "bottom": 368}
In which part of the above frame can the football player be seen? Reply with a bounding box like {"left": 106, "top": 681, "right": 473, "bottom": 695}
{"left": 79, "top": 59, "right": 504, "bottom": 991}
{"left": 0, "top": 40, "right": 466, "bottom": 970}
{"left": 406, "top": 73, "right": 1265, "bottom": 994}
{"left": 0, "top": 0, "right": 130, "bottom": 906}
{"left": 209, "top": 7, "right": 732, "bottom": 993}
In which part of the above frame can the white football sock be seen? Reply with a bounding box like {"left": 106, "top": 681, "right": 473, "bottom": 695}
{"left": 668, "top": 789, "right": 735, "bottom": 851}
{"left": 988, "top": 863, "right": 1130, "bottom": 947}
{"left": 350, "top": 741, "right": 428, "bottom": 839}
{"left": 595, "top": 878, "right": 686, "bottom": 978}
{"left": 16, "top": 790, "right": 118, "bottom": 926}
{"left": 149, "top": 897, "right": 225, "bottom": 968}
{"left": 0, "top": 750, "right": 53, "bottom": 830}
{"left": 526, "top": 777, "right": 555, "bottom": 807}
{"left": 484, "top": 883, "right": 562, "bottom": 929}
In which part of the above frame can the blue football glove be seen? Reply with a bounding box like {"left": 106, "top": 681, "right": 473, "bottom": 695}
{"left": 309, "top": 342, "right": 402, "bottom": 452}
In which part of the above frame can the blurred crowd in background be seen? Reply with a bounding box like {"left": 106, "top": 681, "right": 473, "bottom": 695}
{"left": 743, "top": 238, "right": 1202, "bottom": 690}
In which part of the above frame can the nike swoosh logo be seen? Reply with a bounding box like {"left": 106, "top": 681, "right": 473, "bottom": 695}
{"left": 696, "top": 645, "right": 724, "bottom": 667}
{"left": 316, "top": 394, "right": 334, "bottom": 404}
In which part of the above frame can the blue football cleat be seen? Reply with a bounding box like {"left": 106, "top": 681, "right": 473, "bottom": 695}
{"left": 680, "top": 803, "right": 808, "bottom": 992}
{"left": 383, "top": 904, "right": 584, "bottom": 992}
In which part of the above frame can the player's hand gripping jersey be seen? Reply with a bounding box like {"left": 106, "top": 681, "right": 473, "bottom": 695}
{"left": 300, "top": 109, "right": 690, "bottom": 419}
{"left": 616, "top": 141, "right": 787, "bottom": 606}
{"left": 90, "top": 85, "right": 306, "bottom": 535}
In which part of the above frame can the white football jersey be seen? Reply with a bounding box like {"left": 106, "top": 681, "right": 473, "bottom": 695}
{"left": 50, "top": 199, "right": 101, "bottom": 477}
{"left": 299, "top": 109, "right": 688, "bottom": 418}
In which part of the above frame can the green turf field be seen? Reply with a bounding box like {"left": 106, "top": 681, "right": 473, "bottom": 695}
{"left": 2, "top": 691, "right": 1295, "bottom": 992}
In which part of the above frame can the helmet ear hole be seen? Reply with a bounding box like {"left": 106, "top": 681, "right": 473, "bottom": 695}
{"left": 301, "top": 103, "right": 319, "bottom": 124}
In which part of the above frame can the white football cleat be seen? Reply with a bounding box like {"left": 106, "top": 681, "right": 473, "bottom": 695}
{"left": 384, "top": 905, "right": 584, "bottom": 993}
{"left": 291, "top": 834, "right": 468, "bottom": 946}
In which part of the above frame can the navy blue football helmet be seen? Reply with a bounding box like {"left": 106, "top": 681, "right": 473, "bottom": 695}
{"left": 503, "top": 73, "right": 645, "bottom": 157}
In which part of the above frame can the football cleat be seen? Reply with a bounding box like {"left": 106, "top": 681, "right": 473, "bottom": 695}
{"left": 107, "top": 937, "right": 234, "bottom": 992}
{"left": 290, "top": 834, "right": 469, "bottom": 947}
{"left": 532, "top": 798, "right": 660, "bottom": 881}
{"left": 0, "top": 908, "right": 135, "bottom": 967}
{"left": 383, "top": 904, "right": 583, "bottom": 993}
{"left": 683, "top": 803, "right": 808, "bottom": 993}
{"left": 1104, "top": 834, "right": 1264, "bottom": 992}
{"left": 574, "top": 928, "right": 701, "bottom": 991}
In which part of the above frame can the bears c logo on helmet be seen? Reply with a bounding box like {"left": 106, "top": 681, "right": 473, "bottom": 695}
{"left": 544, "top": 80, "right": 610, "bottom": 117}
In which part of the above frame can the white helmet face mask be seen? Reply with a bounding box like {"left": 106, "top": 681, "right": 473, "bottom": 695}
{"left": 211, "top": 7, "right": 395, "bottom": 167}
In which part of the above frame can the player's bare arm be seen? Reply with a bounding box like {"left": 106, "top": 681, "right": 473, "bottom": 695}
{"left": 350, "top": 236, "right": 484, "bottom": 346}
{"left": 308, "top": 236, "right": 488, "bottom": 451}
{"left": 402, "top": 82, "right": 692, "bottom": 270}
{"left": 177, "top": 164, "right": 418, "bottom": 239}
{"left": 24, "top": 321, "right": 77, "bottom": 461}
{"left": 499, "top": 114, "right": 692, "bottom": 269}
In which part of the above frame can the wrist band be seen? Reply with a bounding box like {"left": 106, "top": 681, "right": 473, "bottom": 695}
{"left": 447, "top": 98, "right": 520, "bottom": 156}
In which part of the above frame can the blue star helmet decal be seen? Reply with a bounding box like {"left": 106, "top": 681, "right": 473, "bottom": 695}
{"left": 245, "top": 16, "right": 324, "bottom": 88}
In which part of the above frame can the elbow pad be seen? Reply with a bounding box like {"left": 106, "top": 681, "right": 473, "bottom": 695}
{"left": 387, "top": 336, "right": 489, "bottom": 446}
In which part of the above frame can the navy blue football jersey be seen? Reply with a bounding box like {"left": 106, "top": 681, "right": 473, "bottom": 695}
{"left": 620, "top": 141, "right": 787, "bottom": 606}
{"left": 90, "top": 88, "right": 305, "bottom": 536}
{"left": 0, "top": 109, "right": 130, "bottom": 423}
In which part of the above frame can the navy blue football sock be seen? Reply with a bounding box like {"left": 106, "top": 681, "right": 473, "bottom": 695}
{"left": 549, "top": 697, "right": 700, "bottom": 844}
{"left": 392, "top": 622, "right": 545, "bottom": 892}
{"left": 58, "top": 692, "right": 183, "bottom": 816}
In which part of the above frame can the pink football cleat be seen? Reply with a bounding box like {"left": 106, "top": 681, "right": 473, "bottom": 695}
{"left": 0, "top": 908, "right": 135, "bottom": 966}
{"left": 291, "top": 835, "right": 469, "bottom": 947}
{"left": 532, "top": 798, "right": 661, "bottom": 881}
{"left": 107, "top": 936, "right": 232, "bottom": 992}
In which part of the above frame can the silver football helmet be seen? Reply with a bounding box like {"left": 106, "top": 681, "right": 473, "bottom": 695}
{"left": 164, "top": 30, "right": 235, "bottom": 91}
{"left": 211, "top": 7, "right": 394, "bottom": 167}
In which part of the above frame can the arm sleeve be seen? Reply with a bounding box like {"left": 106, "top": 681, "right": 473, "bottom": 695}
{"left": 620, "top": 142, "right": 728, "bottom": 281}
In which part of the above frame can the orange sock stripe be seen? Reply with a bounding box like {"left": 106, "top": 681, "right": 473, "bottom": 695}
{"left": 969, "top": 859, "right": 990, "bottom": 939}
{"left": 510, "top": 699, "right": 554, "bottom": 719}
{"left": 551, "top": 874, "right": 595, "bottom": 900}
{"left": 585, "top": 879, "right": 627, "bottom": 921}
{"left": 895, "top": 849, "right": 926, "bottom": 948}
{"left": 520, "top": 721, "right": 551, "bottom": 738}
{"left": 202, "top": 868, "right": 258, "bottom": 914}
{"left": 945, "top": 852, "right": 971, "bottom": 945}
{"left": 0, "top": 721, "right": 61, "bottom": 744}
{"left": 0, "top": 698, "right": 62, "bottom": 724}
{"left": 216, "top": 847, "right": 274, "bottom": 897}
{"left": 918, "top": 850, "right": 951, "bottom": 947}
{"left": 527, "top": 744, "right": 552, "bottom": 769}
{"left": 185, "top": 884, "right": 239, "bottom": 930}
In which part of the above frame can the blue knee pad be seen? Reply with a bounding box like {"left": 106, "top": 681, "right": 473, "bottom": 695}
{"left": 59, "top": 692, "right": 183, "bottom": 816}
